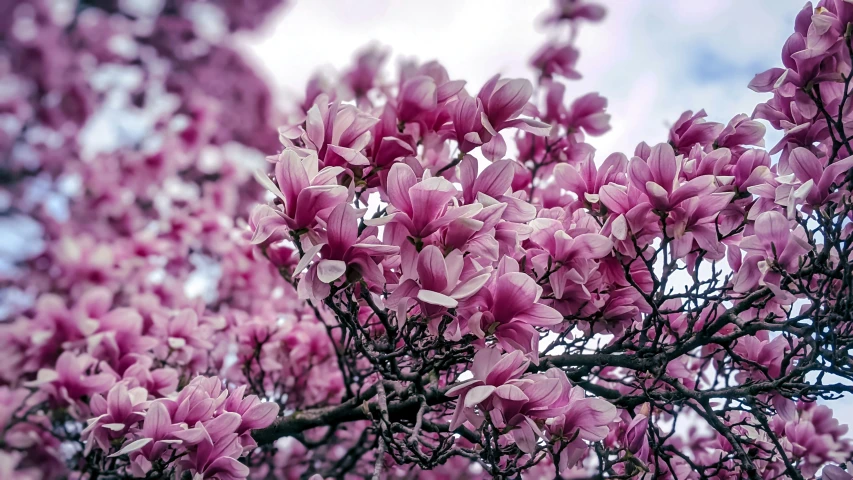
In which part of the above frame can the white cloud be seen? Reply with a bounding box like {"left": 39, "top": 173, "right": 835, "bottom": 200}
{"left": 241, "top": 0, "right": 804, "bottom": 154}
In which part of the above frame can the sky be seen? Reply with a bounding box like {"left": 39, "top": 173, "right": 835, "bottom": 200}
{"left": 241, "top": 0, "right": 807, "bottom": 155}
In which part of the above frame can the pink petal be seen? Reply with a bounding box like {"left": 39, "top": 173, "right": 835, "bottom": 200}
{"left": 242, "top": 402, "right": 280, "bottom": 430}
{"left": 316, "top": 260, "right": 347, "bottom": 283}
{"left": 486, "top": 78, "right": 533, "bottom": 128}
{"left": 417, "top": 245, "right": 450, "bottom": 293}
{"left": 450, "top": 272, "right": 491, "bottom": 300}
{"left": 554, "top": 163, "right": 587, "bottom": 196}
{"left": 293, "top": 244, "right": 324, "bottom": 275}
{"left": 628, "top": 156, "right": 654, "bottom": 191}
{"left": 474, "top": 159, "right": 514, "bottom": 201}
{"left": 386, "top": 163, "right": 418, "bottom": 217}
{"left": 668, "top": 175, "right": 715, "bottom": 206}
{"left": 293, "top": 185, "right": 348, "bottom": 230}
{"left": 421, "top": 203, "right": 483, "bottom": 237}
{"left": 326, "top": 203, "right": 358, "bottom": 257}
{"left": 599, "top": 184, "right": 632, "bottom": 214}
{"left": 471, "top": 349, "right": 502, "bottom": 380}
{"left": 754, "top": 211, "right": 791, "bottom": 252}
{"left": 327, "top": 145, "right": 370, "bottom": 166}
{"left": 275, "top": 150, "right": 310, "bottom": 212}
{"left": 818, "top": 155, "right": 853, "bottom": 194}
{"left": 109, "top": 438, "right": 152, "bottom": 458}
{"left": 502, "top": 117, "right": 552, "bottom": 136}
{"left": 409, "top": 177, "right": 458, "bottom": 234}
{"left": 205, "top": 456, "right": 250, "bottom": 479}
{"left": 647, "top": 143, "right": 678, "bottom": 190}
{"left": 788, "top": 147, "right": 822, "bottom": 183}
{"left": 485, "top": 350, "right": 529, "bottom": 385}
{"left": 204, "top": 412, "right": 241, "bottom": 442}
{"left": 172, "top": 427, "right": 207, "bottom": 445}
{"left": 482, "top": 134, "right": 507, "bottom": 161}
{"left": 494, "top": 384, "right": 529, "bottom": 402}
{"left": 464, "top": 385, "right": 497, "bottom": 407}
{"left": 493, "top": 273, "right": 538, "bottom": 322}
{"left": 417, "top": 290, "right": 458, "bottom": 308}
{"left": 516, "top": 303, "right": 563, "bottom": 326}
{"left": 575, "top": 233, "right": 613, "bottom": 259}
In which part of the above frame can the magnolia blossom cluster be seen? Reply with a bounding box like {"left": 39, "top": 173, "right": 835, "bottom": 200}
{"left": 81, "top": 378, "right": 278, "bottom": 478}
{"left": 446, "top": 349, "right": 617, "bottom": 467}
{"left": 4, "top": 0, "right": 853, "bottom": 478}
{"left": 246, "top": 0, "right": 853, "bottom": 477}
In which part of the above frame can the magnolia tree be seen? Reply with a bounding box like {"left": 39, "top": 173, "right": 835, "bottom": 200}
{"left": 3, "top": 0, "right": 853, "bottom": 478}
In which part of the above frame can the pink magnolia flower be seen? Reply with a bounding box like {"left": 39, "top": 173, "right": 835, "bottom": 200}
{"left": 81, "top": 383, "right": 149, "bottom": 453}
{"left": 150, "top": 308, "right": 215, "bottom": 357}
{"left": 0, "top": 451, "right": 40, "bottom": 480}
{"left": 476, "top": 75, "right": 551, "bottom": 157}
{"left": 730, "top": 148, "right": 774, "bottom": 192}
{"left": 748, "top": 67, "right": 788, "bottom": 93}
{"left": 343, "top": 46, "right": 388, "bottom": 98}
{"left": 458, "top": 156, "right": 537, "bottom": 224}
{"left": 554, "top": 152, "right": 627, "bottom": 209}
{"left": 25, "top": 351, "right": 115, "bottom": 412}
{"left": 783, "top": 404, "right": 851, "bottom": 477}
{"left": 716, "top": 113, "right": 766, "bottom": 149}
{"left": 446, "top": 349, "right": 529, "bottom": 431}
{"left": 120, "top": 401, "right": 183, "bottom": 476}
{"left": 160, "top": 376, "right": 227, "bottom": 426}
{"left": 369, "top": 162, "right": 481, "bottom": 239}
{"left": 300, "top": 71, "right": 338, "bottom": 113}
{"left": 300, "top": 97, "right": 379, "bottom": 167}
{"left": 733, "top": 211, "right": 811, "bottom": 293}
{"left": 668, "top": 110, "right": 723, "bottom": 154}
{"left": 624, "top": 413, "right": 650, "bottom": 460}
{"left": 173, "top": 412, "right": 249, "bottom": 480}
{"left": 446, "top": 77, "right": 551, "bottom": 159}
{"left": 733, "top": 333, "right": 790, "bottom": 382}
{"left": 395, "top": 63, "right": 464, "bottom": 126}
{"left": 120, "top": 356, "right": 179, "bottom": 396}
{"left": 598, "top": 183, "right": 660, "bottom": 255}
{"left": 465, "top": 269, "right": 563, "bottom": 359}
{"left": 824, "top": 465, "right": 853, "bottom": 480}
{"left": 388, "top": 244, "right": 491, "bottom": 311}
{"left": 527, "top": 218, "right": 612, "bottom": 301}
{"left": 459, "top": 157, "right": 515, "bottom": 205}
{"left": 531, "top": 43, "right": 581, "bottom": 80}
{"left": 367, "top": 105, "right": 417, "bottom": 175}
{"left": 0, "top": 387, "right": 30, "bottom": 434}
{"left": 222, "top": 385, "right": 280, "bottom": 435}
{"left": 396, "top": 75, "right": 439, "bottom": 124}
{"left": 547, "top": 384, "right": 618, "bottom": 470}
{"left": 253, "top": 149, "right": 348, "bottom": 234}
{"left": 564, "top": 92, "right": 611, "bottom": 136}
{"left": 498, "top": 368, "right": 574, "bottom": 453}
{"left": 442, "top": 206, "right": 510, "bottom": 263}
{"left": 248, "top": 204, "right": 290, "bottom": 246}
{"left": 51, "top": 233, "right": 117, "bottom": 292}
{"left": 666, "top": 192, "right": 734, "bottom": 259}
{"left": 296, "top": 203, "right": 398, "bottom": 301}
{"left": 543, "top": 0, "right": 606, "bottom": 24}
{"left": 628, "top": 143, "right": 717, "bottom": 211}
{"left": 447, "top": 94, "right": 489, "bottom": 153}
{"left": 787, "top": 147, "right": 853, "bottom": 207}
{"left": 87, "top": 303, "right": 158, "bottom": 367}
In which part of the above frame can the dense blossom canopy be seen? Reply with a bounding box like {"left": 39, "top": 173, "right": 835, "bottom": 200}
{"left": 3, "top": 0, "right": 853, "bottom": 479}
